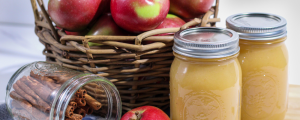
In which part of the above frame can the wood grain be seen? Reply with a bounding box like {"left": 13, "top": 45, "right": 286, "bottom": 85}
{"left": 285, "top": 84, "right": 300, "bottom": 120}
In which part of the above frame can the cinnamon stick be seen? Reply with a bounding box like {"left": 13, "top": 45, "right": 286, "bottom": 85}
{"left": 65, "top": 105, "right": 74, "bottom": 118}
{"left": 13, "top": 83, "right": 37, "bottom": 105}
{"left": 9, "top": 91, "right": 31, "bottom": 110}
{"left": 65, "top": 114, "right": 83, "bottom": 120}
{"left": 10, "top": 91, "right": 48, "bottom": 120}
{"left": 48, "top": 72, "right": 77, "bottom": 84}
{"left": 76, "top": 89, "right": 86, "bottom": 98}
{"left": 30, "top": 71, "right": 60, "bottom": 90}
{"left": 75, "top": 98, "right": 86, "bottom": 107}
{"left": 85, "top": 94, "right": 102, "bottom": 110}
{"left": 17, "top": 78, "right": 50, "bottom": 113}
{"left": 74, "top": 108, "right": 86, "bottom": 117}
{"left": 75, "top": 89, "right": 80, "bottom": 98}
{"left": 23, "top": 76, "right": 52, "bottom": 103}
{"left": 82, "top": 106, "right": 93, "bottom": 115}
{"left": 72, "top": 114, "right": 83, "bottom": 120}
{"left": 83, "top": 85, "right": 105, "bottom": 94}
{"left": 69, "top": 101, "right": 77, "bottom": 109}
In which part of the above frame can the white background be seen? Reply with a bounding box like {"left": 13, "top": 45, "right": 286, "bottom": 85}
{"left": 0, "top": 0, "right": 299, "bottom": 102}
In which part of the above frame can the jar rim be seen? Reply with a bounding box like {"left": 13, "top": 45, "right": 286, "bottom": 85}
{"left": 173, "top": 27, "right": 240, "bottom": 59}
{"left": 226, "top": 12, "right": 287, "bottom": 40}
{"left": 173, "top": 52, "right": 240, "bottom": 62}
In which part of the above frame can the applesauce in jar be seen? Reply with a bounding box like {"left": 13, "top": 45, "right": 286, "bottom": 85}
{"left": 170, "top": 27, "right": 242, "bottom": 120}
{"left": 227, "top": 13, "right": 288, "bottom": 120}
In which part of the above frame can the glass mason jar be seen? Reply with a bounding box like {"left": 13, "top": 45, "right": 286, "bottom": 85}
{"left": 170, "top": 27, "right": 242, "bottom": 120}
{"left": 5, "top": 61, "right": 122, "bottom": 120}
{"left": 227, "top": 13, "right": 288, "bottom": 120}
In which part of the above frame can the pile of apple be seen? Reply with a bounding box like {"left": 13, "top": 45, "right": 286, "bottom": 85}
{"left": 48, "top": 0, "right": 215, "bottom": 38}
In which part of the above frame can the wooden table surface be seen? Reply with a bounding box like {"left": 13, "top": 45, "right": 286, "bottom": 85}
{"left": 285, "top": 84, "right": 300, "bottom": 120}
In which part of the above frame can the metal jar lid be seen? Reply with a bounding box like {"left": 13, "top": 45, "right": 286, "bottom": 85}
{"left": 173, "top": 27, "right": 240, "bottom": 59}
{"left": 226, "top": 13, "right": 287, "bottom": 40}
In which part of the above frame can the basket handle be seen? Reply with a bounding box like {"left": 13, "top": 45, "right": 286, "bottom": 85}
{"left": 200, "top": 8, "right": 217, "bottom": 27}
{"left": 134, "top": 28, "right": 180, "bottom": 45}
{"left": 214, "top": 0, "right": 220, "bottom": 19}
{"left": 180, "top": 18, "right": 202, "bottom": 30}
{"left": 32, "top": 0, "right": 59, "bottom": 41}
{"left": 30, "top": 0, "right": 40, "bottom": 21}
{"left": 180, "top": 9, "right": 220, "bottom": 30}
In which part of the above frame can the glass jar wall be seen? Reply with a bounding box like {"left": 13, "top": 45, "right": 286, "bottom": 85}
{"left": 6, "top": 61, "right": 122, "bottom": 120}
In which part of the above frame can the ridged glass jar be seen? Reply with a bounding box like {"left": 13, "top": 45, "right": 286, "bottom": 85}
{"left": 6, "top": 61, "right": 122, "bottom": 120}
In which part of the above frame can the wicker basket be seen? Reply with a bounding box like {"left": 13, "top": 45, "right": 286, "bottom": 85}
{"left": 30, "top": 0, "right": 220, "bottom": 111}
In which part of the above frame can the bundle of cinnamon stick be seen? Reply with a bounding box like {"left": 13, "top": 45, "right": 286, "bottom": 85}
{"left": 9, "top": 70, "right": 104, "bottom": 120}
{"left": 64, "top": 88, "right": 103, "bottom": 120}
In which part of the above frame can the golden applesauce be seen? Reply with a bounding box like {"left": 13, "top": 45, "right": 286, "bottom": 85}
{"left": 170, "top": 27, "right": 241, "bottom": 120}
{"left": 170, "top": 53, "right": 242, "bottom": 120}
{"left": 239, "top": 38, "right": 288, "bottom": 120}
{"left": 227, "top": 13, "right": 288, "bottom": 120}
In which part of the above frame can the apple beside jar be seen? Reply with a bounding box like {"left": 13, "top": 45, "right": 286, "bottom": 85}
{"left": 170, "top": 13, "right": 288, "bottom": 120}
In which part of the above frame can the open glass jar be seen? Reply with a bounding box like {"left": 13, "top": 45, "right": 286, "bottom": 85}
{"left": 6, "top": 61, "right": 122, "bottom": 120}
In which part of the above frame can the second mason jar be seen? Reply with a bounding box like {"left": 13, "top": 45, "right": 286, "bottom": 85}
{"left": 170, "top": 27, "right": 242, "bottom": 120}
{"left": 227, "top": 13, "right": 288, "bottom": 120}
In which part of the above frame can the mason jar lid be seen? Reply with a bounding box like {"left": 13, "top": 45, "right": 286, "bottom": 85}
{"left": 173, "top": 27, "right": 240, "bottom": 59}
{"left": 226, "top": 13, "right": 287, "bottom": 40}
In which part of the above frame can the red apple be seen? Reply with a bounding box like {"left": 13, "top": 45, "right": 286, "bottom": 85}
{"left": 100, "top": 0, "right": 112, "bottom": 14}
{"left": 87, "top": 13, "right": 131, "bottom": 46}
{"left": 155, "top": 14, "right": 186, "bottom": 36}
{"left": 169, "top": 0, "right": 215, "bottom": 19}
{"left": 87, "top": 13, "right": 128, "bottom": 36}
{"left": 121, "top": 106, "right": 170, "bottom": 120}
{"left": 64, "top": 31, "right": 85, "bottom": 36}
{"left": 56, "top": 27, "right": 87, "bottom": 36}
{"left": 110, "top": 0, "right": 170, "bottom": 33}
{"left": 142, "top": 14, "right": 185, "bottom": 44}
{"left": 48, "top": 0, "right": 108, "bottom": 31}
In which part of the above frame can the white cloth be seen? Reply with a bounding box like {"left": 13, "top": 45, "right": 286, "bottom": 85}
{"left": 0, "top": 103, "right": 13, "bottom": 120}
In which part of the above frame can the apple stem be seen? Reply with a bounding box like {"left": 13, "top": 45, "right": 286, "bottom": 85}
{"left": 129, "top": 111, "right": 141, "bottom": 120}
{"left": 135, "top": 111, "right": 141, "bottom": 120}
